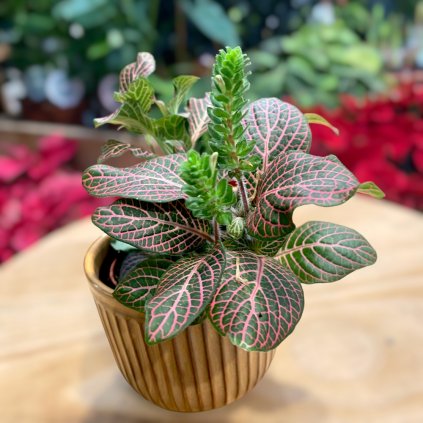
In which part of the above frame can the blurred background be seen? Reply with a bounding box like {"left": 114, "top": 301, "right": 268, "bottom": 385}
{"left": 0, "top": 0, "right": 422, "bottom": 263}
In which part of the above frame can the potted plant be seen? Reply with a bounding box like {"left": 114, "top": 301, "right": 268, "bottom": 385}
{"left": 82, "top": 47, "right": 384, "bottom": 412}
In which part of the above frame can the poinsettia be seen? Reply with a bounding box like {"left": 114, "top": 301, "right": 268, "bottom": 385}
{"left": 0, "top": 135, "right": 109, "bottom": 262}
{"left": 309, "top": 81, "right": 423, "bottom": 210}
{"left": 83, "top": 48, "right": 383, "bottom": 352}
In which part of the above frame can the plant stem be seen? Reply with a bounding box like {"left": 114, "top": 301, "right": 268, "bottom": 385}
{"left": 213, "top": 218, "right": 220, "bottom": 243}
{"left": 237, "top": 175, "right": 249, "bottom": 215}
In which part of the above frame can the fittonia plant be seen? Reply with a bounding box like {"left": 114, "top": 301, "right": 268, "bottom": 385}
{"left": 83, "top": 48, "right": 384, "bottom": 352}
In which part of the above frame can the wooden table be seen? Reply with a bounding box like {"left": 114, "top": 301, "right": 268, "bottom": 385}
{"left": 1, "top": 197, "right": 423, "bottom": 423}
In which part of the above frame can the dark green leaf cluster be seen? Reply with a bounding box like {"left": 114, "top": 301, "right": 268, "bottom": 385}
{"left": 85, "top": 48, "right": 383, "bottom": 353}
{"left": 180, "top": 150, "right": 236, "bottom": 225}
{"left": 208, "top": 47, "right": 261, "bottom": 174}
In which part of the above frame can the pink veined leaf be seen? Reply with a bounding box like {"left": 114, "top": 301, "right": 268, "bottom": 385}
{"left": 82, "top": 153, "right": 187, "bottom": 202}
{"left": 277, "top": 221, "right": 377, "bottom": 284}
{"left": 243, "top": 98, "right": 312, "bottom": 171}
{"left": 145, "top": 247, "right": 226, "bottom": 344}
{"left": 92, "top": 199, "right": 213, "bottom": 254}
{"left": 247, "top": 152, "right": 360, "bottom": 240}
{"left": 120, "top": 52, "right": 156, "bottom": 93}
{"left": 114, "top": 257, "right": 174, "bottom": 312}
{"left": 251, "top": 238, "right": 285, "bottom": 256}
{"left": 243, "top": 172, "right": 259, "bottom": 202}
{"left": 208, "top": 251, "right": 304, "bottom": 352}
{"left": 187, "top": 94, "right": 211, "bottom": 144}
{"left": 119, "top": 251, "right": 147, "bottom": 280}
{"left": 97, "top": 139, "right": 156, "bottom": 163}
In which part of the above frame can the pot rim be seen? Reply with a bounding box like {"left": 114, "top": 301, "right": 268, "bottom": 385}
{"left": 84, "top": 235, "right": 114, "bottom": 297}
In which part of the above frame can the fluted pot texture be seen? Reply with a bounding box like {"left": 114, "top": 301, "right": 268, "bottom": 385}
{"left": 84, "top": 236, "right": 276, "bottom": 412}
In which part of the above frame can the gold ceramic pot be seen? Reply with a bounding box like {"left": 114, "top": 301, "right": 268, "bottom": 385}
{"left": 84, "top": 236, "right": 276, "bottom": 412}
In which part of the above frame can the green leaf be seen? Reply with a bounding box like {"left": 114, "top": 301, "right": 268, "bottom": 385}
{"left": 180, "top": 150, "right": 237, "bottom": 221}
{"left": 145, "top": 247, "right": 226, "bottom": 343}
{"left": 168, "top": 75, "right": 199, "bottom": 114}
{"left": 114, "top": 258, "right": 174, "bottom": 312}
{"left": 243, "top": 98, "right": 312, "bottom": 171}
{"left": 94, "top": 78, "right": 155, "bottom": 133}
{"left": 154, "top": 115, "right": 190, "bottom": 147}
{"left": 97, "top": 139, "right": 156, "bottom": 163}
{"left": 53, "top": 0, "right": 109, "bottom": 23}
{"left": 305, "top": 113, "right": 340, "bottom": 135}
{"left": 180, "top": 0, "right": 240, "bottom": 47}
{"left": 357, "top": 181, "right": 385, "bottom": 199}
{"left": 119, "top": 252, "right": 147, "bottom": 279}
{"left": 121, "top": 77, "right": 155, "bottom": 111}
{"left": 247, "top": 152, "right": 359, "bottom": 240}
{"left": 209, "top": 251, "right": 304, "bottom": 352}
{"left": 278, "top": 221, "right": 377, "bottom": 283}
{"left": 208, "top": 47, "right": 256, "bottom": 173}
{"left": 92, "top": 199, "right": 213, "bottom": 255}
{"left": 83, "top": 154, "right": 186, "bottom": 202}
{"left": 93, "top": 103, "right": 155, "bottom": 134}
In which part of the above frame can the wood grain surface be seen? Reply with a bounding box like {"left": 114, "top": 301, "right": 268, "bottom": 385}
{"left": 1, "top": 196, "right": 422, "bottom": 423}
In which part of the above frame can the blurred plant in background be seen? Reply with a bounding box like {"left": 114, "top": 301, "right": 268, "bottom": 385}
{"left": 1, "top": 0, "right": 423, "bottom": 119}
{"left": 310, "top": 82, "right": 423, "bottom": 210}
{"left": 0, "top": 135, "right": 109, "bottom": 262}
{"left": 249, "top": 20, "right": 386, "bottom": 108}
{"left": 0, "top": 0, "right": 242, "bottom": 123}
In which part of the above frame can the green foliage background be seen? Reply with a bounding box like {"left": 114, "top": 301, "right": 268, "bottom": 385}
{"left": 0, "top": 0, "right": 420, "bottom": 115}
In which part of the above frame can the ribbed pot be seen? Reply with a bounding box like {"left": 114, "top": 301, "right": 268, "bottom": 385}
{"left": 84, "top": 236, "right": 276, "bottom": 412}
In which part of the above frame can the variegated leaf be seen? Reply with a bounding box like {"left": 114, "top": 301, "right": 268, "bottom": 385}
{"left": 247, "top": 152, "right": 359, "bottom": 240}
{"left": 145, "top": 247, "right": 226, "bottom": 343}
{"left": 357, "top": 181, "right": 385, "bottom": 199}
{"left": 93, "top": 101, "right": 156, "bottom": 134}
{"left": 97, "top": 139, "right": 156, "bottom": 164}
{"left": 305, "top": 113, "right": 339, "bottom": 135}
{"left": 187, "top": 94, "right": 211, "bottom": 144}
{"left": 209, "top": 251, "right": 304, "bottom": 352}
{"left": 92, "top": 199, "right": 212, "bottom": 254}
{"left": 94, "top": 78, "right": 155, "bottom": 131}
{"left": 222, "top": 237, "right": 249, "bottom": 251}
{"left": 155, "top": 115, "right": 190, "bottom": 147}
{"left": 244, "top": 172, "right": 259, "bottom": 201}
{"left": 114, "top": 258, "right": 174, "bottom": 312}
{"left": 83, "top": 154, "right": 187, "bottom": 202}
{"left": 122, "top": 77, "right": 155, "bottom": 110}
{"left": 243, "top": 98, "right": 312, "bottom": 171}
{"left": 119, "top": 52, "right": 156, "bottom": 93}
{"left": 251, "top": 239, "right": 285, "bottom": 256}
{"left": 168, "top": 75, "right": 199, "bottom": 114}
{"left": 278, "top": 221, "right": 377, "bottom": 283}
